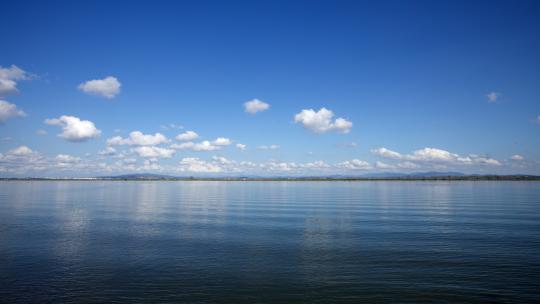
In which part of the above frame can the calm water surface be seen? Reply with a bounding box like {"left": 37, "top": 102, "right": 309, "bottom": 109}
{"left": 1, "top": 181, "right": 539, "bottom": 303}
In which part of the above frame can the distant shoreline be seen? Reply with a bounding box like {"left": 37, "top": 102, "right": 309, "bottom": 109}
{"left": 1, "top": 176, "right": 539, "bottom": 182}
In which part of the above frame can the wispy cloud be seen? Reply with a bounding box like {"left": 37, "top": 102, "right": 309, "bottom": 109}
{"left": 487, "top": 91, "right": 500, "bottom": 103}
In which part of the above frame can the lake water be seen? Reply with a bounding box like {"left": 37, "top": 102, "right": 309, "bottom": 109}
{"left": 1, "top": 181, "right": 539, "bottom": 303}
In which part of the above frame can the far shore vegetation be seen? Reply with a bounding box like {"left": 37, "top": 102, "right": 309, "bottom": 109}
{"left": 1, "top": 175, "right": 539, "bottom": 181}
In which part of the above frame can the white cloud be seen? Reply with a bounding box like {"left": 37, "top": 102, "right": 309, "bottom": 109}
{"left": 294, "top": 107, "right": 352, "bottom": 134}
{"left": 178, "top": 157, "right": 223, "bottom": 173}
{"left": 107, "top": 131, "right": 168, "bottom": 146}
{"left": 372, "top": 146, "right": 501, "bottom": 167}
{"left": 98, "top": 146, "right": 117, "bottom": 156}
{"left": 141, "top": 158, "right": 162, "bottom": 171}
{"left": 0, "top": 65, "right": 29, "bottom": 96}
{"left": 244, "top": 99, "right": 270, "bottom": 114}
{"left": 171, "top": 141, "right": 219, "bottom": 151}
{"left": 536, "top": 115, "right": 540, "bottom": 124}
{"left": 36, "top": 129, "right": 47, "bottom": 135}
{"left": 472, "top": 157, "right": 501, "bottom": 166}
{"left": 10, "top": 145, "right": 34, "bottom": 156}
{"left": 371, "top": 147, "right": 403, "bottom": 160}
{"left": 0, "top": 100, "right": 26, "bottom": 123}
{"left": 78, "top": 76, "right": 121, "bottom": 98}
{"left": 133, "top": 146, "right": 175, "bottom": 158}
{"left": 45, "top": 115, "right": 101, "bottom": 142}
{"left": 175, "top": 130, "right": 199, "bottom": 141}
{"left": 510, "top": 155, "right": 524, "bottom": 161}
{"left": 0, "top": 146, "right": 46, "bottom": 174}
{"left": 212, "top": 156, "right": 234, "bottom": 165}
{"left": 375, "top": 161, "right": 394, "bottom": 169}
{"left": 487, "top": 91, "right": 500, "bottom": 102}
{"left": 212, "top": 137, "right": 231, "bottom": 146}
{"left": 407, "top": 147, "right": 459, "bottom": 162}
{"left": 337, "top": 159, "right": 372, "bottom": 170}
{"left": 56, "top": 154, "right": 81, "bottom": 163}
{"left": 236, "top": 143, "right": 246, "bottom": 150}
{"left": 171, "top": 137, "right": 231, "bottom": 151}
{"left": 258, "top": 144, "right": 279, "bottom": 150}
{"left": 262, "top": 161, "right": 297, "bottom": 172}
{"left": 300, "top": 160, "right": 330, "bottom": 169}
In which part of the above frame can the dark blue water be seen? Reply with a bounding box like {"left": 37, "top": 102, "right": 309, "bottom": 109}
{"left": 1, "top": 181, "right": 539, "bottom": 303}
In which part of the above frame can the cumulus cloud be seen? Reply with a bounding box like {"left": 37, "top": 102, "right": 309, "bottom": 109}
{"left": 510, "top": 155, "right": 524, "bottom": 161}
{"left": 260, "top": 160, "right": 329, "bottom": 172}
{"left": 262, "top": 161, "right": 297, "bottom": 172}
{"left": 258, "top": 144, "right": 279, "bottom": 150}
{"left": 372, "top": 146, "right": 501, "bottom": 167}
{"left": 45, "top": 115, "right": 101, "bottom": 142}
{"left": 175, "top": 130, "right": 199, "bottom": 141}
{"left": 170, "top": 137, "right": 231, "bottom": 151}
{"left": 174, "top": 157, "right": 332, "bottom": 174}
{"left": 171, "top": 141, "right": 218, "bottom": 151}
{"left": 0, "top": 146, "right": 46, "bottom": 174}
{"left": 337, "top": 159, "right": 371, "bottom": 170}
{"left": 212, "top": 137, "right": 231, "bottom": 146}
{"left": 36, "top": 129, "right": 47, "bottom": 135}
{"left": 98, "top": 146, "right": 117, "bottom": 156}
{"left": 471, "top": 156, "right": 501, "bottom": 166}
{"left": 133, "top": 146, "right": 175, "bottom": 158}
{"left": 107, "top": 131, "right": 168, "bottom": 146}
{"left": 236, "top": 143, "right": 246, "bottom": 150}
{"left": 371, "top": 147, "right": 402, "bottom": 160}
{"left": 0, "top": 100, "right": 26, "bottom": 123}
{"left": 300, "top": 160, "right": 330, "bottom": 169}
{"left": 10, "top": 145, "right": 34, "bottom": 156}
{"left": 78, "top": 76, "right": 121, "bottom": 98}
{"left": 487, "top": 91, "right": 500, "bottom": 103}
{"left": 407, "top": 147, "right": 459, "bottom": 162}
{"left": 244, "top": 99, "right": 270, "bottom": 114}
{"left": 56, "top": 154, "right": 81, "bottom": 163}
{"left": 178, "top": 157, "right": 223, "bottom": 173}
{"left": 294, "top": 107, "right": 352, "bottom": 134}
{"left": 0, "top": 65, "right": 30, "bottom": 96}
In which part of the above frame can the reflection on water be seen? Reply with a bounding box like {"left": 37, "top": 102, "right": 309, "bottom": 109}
{"left": 1, "top": 181, "right": 540, "bottom": 303}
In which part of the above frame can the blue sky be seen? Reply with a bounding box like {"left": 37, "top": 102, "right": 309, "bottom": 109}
{"left": 1, "top": 0, "right": 539, "bottom": 176}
